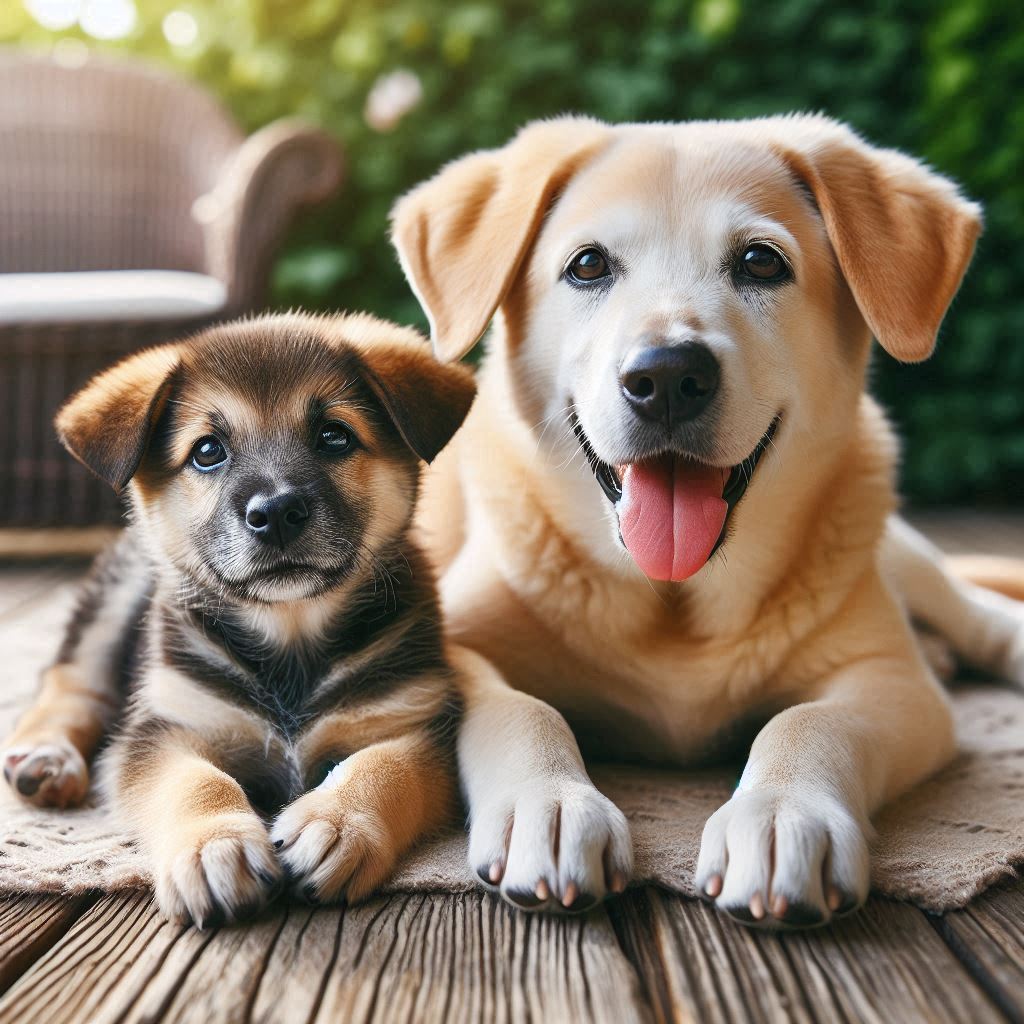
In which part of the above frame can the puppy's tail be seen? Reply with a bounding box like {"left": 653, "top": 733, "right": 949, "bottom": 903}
{"left": 948, "top": 555, "right": 1024, "bottom": 603}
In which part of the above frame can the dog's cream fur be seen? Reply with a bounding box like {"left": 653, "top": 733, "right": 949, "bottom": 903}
{"left": 391, "top": 115, "right": 1024, "bottom": 926}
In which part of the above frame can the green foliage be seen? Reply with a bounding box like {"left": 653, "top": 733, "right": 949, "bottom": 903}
{"left": 6, "top": 0, "right": 1023, "bottom": 503}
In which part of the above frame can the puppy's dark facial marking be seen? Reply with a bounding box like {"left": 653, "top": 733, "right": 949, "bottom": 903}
{"left": 135, "top": 330, "right": 414, "bottom": 604}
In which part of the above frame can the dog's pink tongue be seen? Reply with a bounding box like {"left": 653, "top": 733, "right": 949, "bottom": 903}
{"left": 619, "top": 456, "right": 729, "bottom": 582}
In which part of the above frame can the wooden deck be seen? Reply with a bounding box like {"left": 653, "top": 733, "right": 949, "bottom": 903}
{"left": 1, "top": 515, "right": 1022, "bottom": 1023}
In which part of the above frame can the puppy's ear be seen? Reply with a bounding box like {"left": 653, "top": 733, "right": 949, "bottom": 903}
{"left": 391, "top": 116, "right": 611, "bottom": 362}
{"left": 357, "top": 339, "right": 476, "bottom": 464}
{"left": 768, "top": 116, "right": 982, "bottom": 362}
{"left": 56, "top": 345, "right": 180, "bottom": 491}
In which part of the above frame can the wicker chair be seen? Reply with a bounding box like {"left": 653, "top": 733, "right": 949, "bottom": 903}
{"left": 0, "top": 50, "right": 343, "bottom": 527}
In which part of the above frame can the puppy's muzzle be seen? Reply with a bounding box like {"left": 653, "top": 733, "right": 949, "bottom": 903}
{"left": 619, "top": 340, "right": 720, "bottom": 427}
{"left": 245, "top": 491, "right": 310, "bottom": 550}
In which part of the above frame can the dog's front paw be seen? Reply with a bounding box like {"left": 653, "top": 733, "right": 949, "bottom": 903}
{"left": 2, "top": 740, "right": 89, "bottom": 808}
{"left": 153, "top": 812, "right": 282, "bottom": 927}
{"left": 469, "top": 779, "right": 632, "bottom": 913}
{"left": 271, "top": 788, "right": 396, "bottom": 904}
{"left": 695, "top": 787, "right": 869, "bottom": 929}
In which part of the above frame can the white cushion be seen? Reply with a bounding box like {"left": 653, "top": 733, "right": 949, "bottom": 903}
{"left": 0, "top": 271, "right": 228, "bottom": 324}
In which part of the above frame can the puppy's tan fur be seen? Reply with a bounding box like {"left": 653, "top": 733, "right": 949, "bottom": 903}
{"left": 391, "top": 115, "right": 1024, "bottom": 925}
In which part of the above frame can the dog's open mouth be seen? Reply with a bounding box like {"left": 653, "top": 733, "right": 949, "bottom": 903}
{"left": 571, "top": 411, "right": 780, "bottom": 582}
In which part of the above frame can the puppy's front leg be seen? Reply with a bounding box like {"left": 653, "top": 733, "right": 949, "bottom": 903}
{"left": 272, "top": 731, "right": 457, "bottom": 904}
{"left": 3, "top": 537, "right": 146, "bottom": 806}
{"left": 451, "top": 645, "right": 633, "bottom": 913}
{"left": 113, "top": 733, "right": 282, "bottom": 926}
{"left": 3, "top": 664, "right": 113, "bottom": 807}
{"left": 696, "top": 633, "right": 954, "bottom": 928}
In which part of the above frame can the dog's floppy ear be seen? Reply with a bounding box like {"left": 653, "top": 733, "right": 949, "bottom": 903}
{"left": 356, "top": 335, "right": 477, "bottom": 464}
{"left": 767, "top": 116, "right": 982, "bottom": 363}
{"left": 391, "top": 116, "right": 611, "bottom": 362}
{"left": 56, "top": 345, "right": 180, "bottom": 491}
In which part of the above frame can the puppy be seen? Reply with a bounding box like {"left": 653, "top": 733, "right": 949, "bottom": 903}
{"left": 2, "top": 312, "right": 475, "bottom": 925}
{"left": 390, "top": 115, "right": 1024, "bottom": 926}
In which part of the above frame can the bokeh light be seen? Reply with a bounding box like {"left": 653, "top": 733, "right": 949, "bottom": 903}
{"left": 162, "top": 10, "right": 198, "bottom": 48}
{"left": 79, "top": 0, "right": 136, "bottom": 40}
{"left": 24, "top": 0, "right": 80, "bottom": 32}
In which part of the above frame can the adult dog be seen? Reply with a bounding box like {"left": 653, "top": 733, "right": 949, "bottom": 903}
{"left": 390, "top": 115, "right": 1024, "bottom": 926}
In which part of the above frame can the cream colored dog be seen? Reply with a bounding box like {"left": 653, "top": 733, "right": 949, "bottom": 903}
{"left": 391, "top": 115, "right": 1024, "bottom": 927}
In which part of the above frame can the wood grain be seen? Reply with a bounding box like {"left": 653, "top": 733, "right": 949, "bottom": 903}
{"left": 0, "top": 891, "right": 650, "bottom": 1024}
{"left": 609, "top": 888, "right": 1005, "bottom": 1024}
{"left": 934, "top": 881, "right": 1024, "bottom": 1024}
{"left": 0, "top": 529, "right": 116, "bottom": 562}
{"left": 0, "top": 893, "right": 93, "bottom": 995}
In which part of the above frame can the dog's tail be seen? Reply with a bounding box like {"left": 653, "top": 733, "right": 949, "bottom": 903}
{"left": 948, "top": 555, "right": 1024, "bottom": 603}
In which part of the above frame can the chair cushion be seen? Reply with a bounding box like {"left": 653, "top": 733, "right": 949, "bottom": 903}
{"left": 0, "top": 271, "right": 227, "bottom": 324}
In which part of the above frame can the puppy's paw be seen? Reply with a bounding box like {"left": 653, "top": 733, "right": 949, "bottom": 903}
{"left": 695, "top": 787, "right": 869, "bottom": 929}
{"left": 2, "top": 740, "right": 89, "bottom": 808}
{"left": 469, "top": 779, "right": 632, "bottom": 914}
{"left": 271, "top": 788, "right": 396, "bottom": 904}
{"left": 153, "top": 812, "right": 282, "bottom": 927}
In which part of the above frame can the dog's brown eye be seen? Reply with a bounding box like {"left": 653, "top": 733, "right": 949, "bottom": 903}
{"left": 740, "top": 244, "right": 789, "bottom": 282}
{"left": 567, "top": 248, "right": 610, "bottom": 284}
{"left": 191, "top": 436, "right": 227, "bottom": 471}
{"left": 317, "top": 421, "right": 354, "bottom": 454}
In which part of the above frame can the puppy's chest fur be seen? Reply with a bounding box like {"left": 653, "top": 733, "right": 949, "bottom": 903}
{"left": 125, "top": 560, "right": 451, "bottom": 815}
{"left": 164, "top": 602, "right": 377, "bottom": 735}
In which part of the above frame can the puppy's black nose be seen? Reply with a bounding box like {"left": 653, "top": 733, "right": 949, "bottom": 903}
{"left": 245, "top": 492, "right": 309, "bottom": 549}
{"left": 620, "top": 342, "right": 720, "bottom": 425}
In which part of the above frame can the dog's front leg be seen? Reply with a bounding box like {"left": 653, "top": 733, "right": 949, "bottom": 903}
{"left": 695, "top": 644, "right": 955, "bottom": 928}
{"left": 112, "top": 734, "right": 282, "bottom": 927}
{"left": 450, "top": 645, "right": 633, "bottom": 913}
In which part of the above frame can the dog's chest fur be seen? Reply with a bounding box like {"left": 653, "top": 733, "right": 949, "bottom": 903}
{"left": 442, "top": 399, "right": 896, "bottom": 764}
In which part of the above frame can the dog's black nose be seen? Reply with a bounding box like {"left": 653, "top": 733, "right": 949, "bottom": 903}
{"left": 619, "top": 342, "right": 720, "bottom": 425}
{"left": 245, "top": 492, "right": 309, "bottom": 548}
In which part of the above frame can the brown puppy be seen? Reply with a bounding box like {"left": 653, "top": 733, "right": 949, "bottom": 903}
{"left": 389, "top": 115, "right": 1024, "bottom": 926}
{"left": 1, "top": 312, "right": 475, "bottom": 926}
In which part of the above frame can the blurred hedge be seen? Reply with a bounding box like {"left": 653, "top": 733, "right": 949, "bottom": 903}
{"left": 5, "top": 0, "right": 1023, "bottom": 503}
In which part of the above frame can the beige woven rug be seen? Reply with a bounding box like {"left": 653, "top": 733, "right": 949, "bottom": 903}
{"left": 2, "top": 578, "right": 1022, "bottom": 912}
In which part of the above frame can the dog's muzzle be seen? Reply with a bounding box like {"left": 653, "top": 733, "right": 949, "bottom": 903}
{"left": 571, "top": 411, "right": 780, "bottom": 581}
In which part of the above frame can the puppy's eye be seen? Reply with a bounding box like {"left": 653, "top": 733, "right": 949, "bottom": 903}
{"left": 191, "top": 436, "right": 227, "bottom": 471}
{"left": 567, "top": 247, "right": 611, "bottom": 284}
{"left": 317, "top": 421, "right": 354, "bottom": 454}
{"left": 738, "top": 243, "right": 790, "bottom": 283}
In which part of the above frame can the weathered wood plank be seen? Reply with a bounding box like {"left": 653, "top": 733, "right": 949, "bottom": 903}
{"left": 307, "top": 892, "right": 649, "bottom": 1024}
{"left": 0, "top": 890, "right": 651, "bottom": 1024}
{"left": 609, "top": 888, "right": 1006, "bottom": 1024}
{"left": 933, "top": 881, "right": 1024, "bottom": 1024}
{"left": 0, "top": 892, "right": 175, "bottom": 1024}
{"left": 0, "top": 529, "right": 117, "bottom": 562}
{"left": 0, "top": 893, "right": 93, "bottom": 996}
